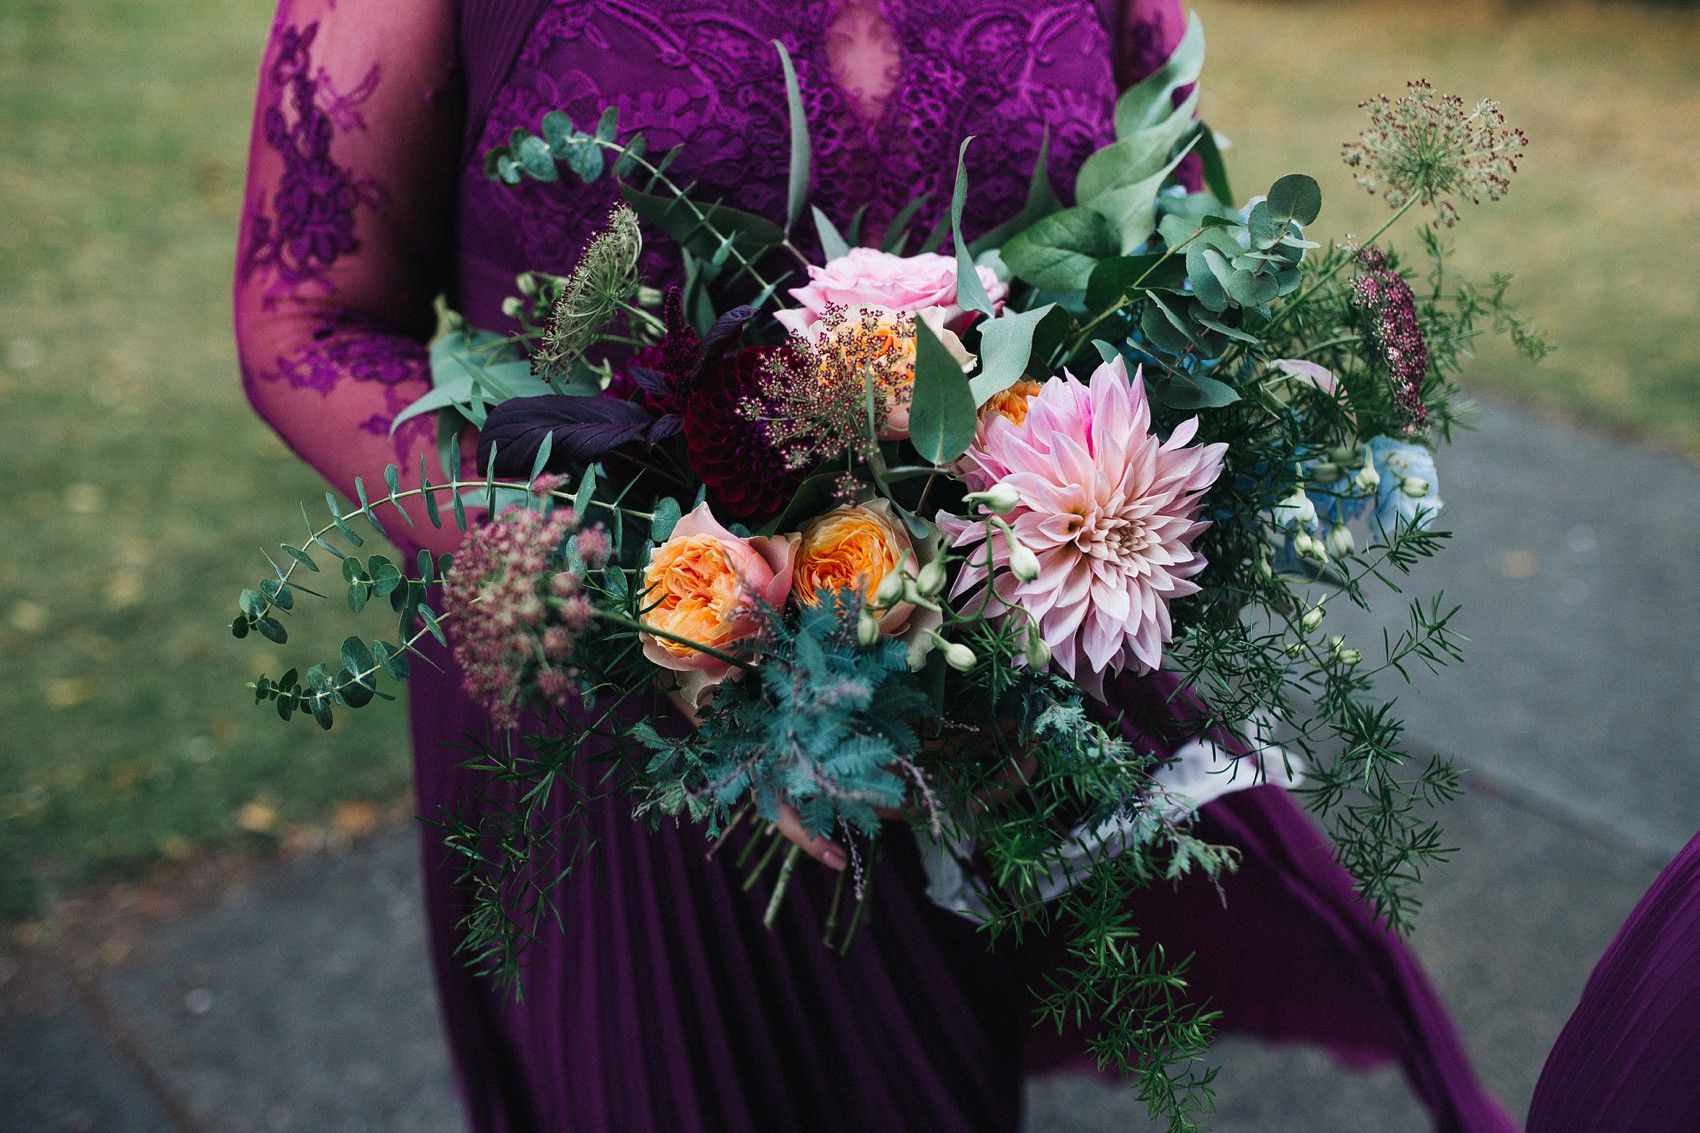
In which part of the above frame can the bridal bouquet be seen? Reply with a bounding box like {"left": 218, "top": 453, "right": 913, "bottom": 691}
{"left": 231, "top": 19, "right": 1538, "bottom": 1125}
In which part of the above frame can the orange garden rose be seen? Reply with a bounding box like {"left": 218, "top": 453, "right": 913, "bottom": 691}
{"left": 640, "top": 502, "right": 798, "bottom": 708}
{"left": 794, "top": 499, "right": 941, "bottom": 648}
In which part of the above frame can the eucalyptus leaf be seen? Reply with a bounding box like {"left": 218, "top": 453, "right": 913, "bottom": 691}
{"left": 650, "top": 496, "right": 682, "bottom": 543}
{"left": 969, "top": 303, "right": 1054, "bottom": 405}
{"left": 908, "top": 319, "right": 978, "bottom": 465}
{"left": 341, "top": 636, "right": 376, "bottom": 683}
{"left": 1267, "top": 173, "right": 1323, "bottom": 226}
{"left": 1149, "top": 371, "right": 1240, "bottom": 410}
{"left": 516, "top": 134, "right": 558, "bottom": 181}
{"left": 1085, "top": 253, "right": 1188, "bottom": 311}
{"left": 619, "top": 183, "right": 785, "bottom": 264}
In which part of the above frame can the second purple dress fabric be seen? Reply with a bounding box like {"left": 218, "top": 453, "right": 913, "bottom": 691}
{"left": 236, "top": 1, "right": 1515, "bottom": 1129}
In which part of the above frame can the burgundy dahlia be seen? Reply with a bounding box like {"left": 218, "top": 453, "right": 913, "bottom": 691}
{"left": 683, "top": 346, "right": 806, "bottom": 522}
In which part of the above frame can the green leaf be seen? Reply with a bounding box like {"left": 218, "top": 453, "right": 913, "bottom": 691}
{"left": 368, "top": 554, "right": 403, "bottom": 597}
{"left": 1184, "top": 245, "right": 1230, "bottom": 313}
{"left": 563, "top": 137, "right": 604, "bottom": 183}
{"left": 1113, "top": 12, "right": 1204, "bottom": 138}
{"left": 256, "top": 617, "right": 288, "bottom": 644}
{"left": 1226, "top": 267, "right": 1280, "bottom": 307}
{"left": 1001, "top": 207, "right": 1119, "bottom": 291}
{"left": 340, "top": 636, "right": 376, "bottom": 684}
{"left": 238, "top": 588, "right": 265, "bottom": 618}
{"left": 541, "top": 111, "right": 577, "bottom": 153}
{"left": 948, "top": 137, "right": 994, "bottom": 318}
{"left": 338, "top": 670, "right": 374, "bottom": 709}
{"left": 417, "top": 548, "right": 435, "bottom": 585}
{"left": 281, "top": 544, "right": 319, "bottom": 573}
{"left": 1149, "top": 371, "right": 1240, "bottom": 410}
{"left": 306, "top": 663, "right": 334, "bottom": 692}
{"left": 812, "top": 205, "right": 850, "bottom": 262}
{"left": 1191, "top": 122, "right": 1234, "bottom": 206}
{"left": 595, "top": 107, "right": 619, "bottom": 145}
{"left": 1077, "top": 128, "right": 1200, "bottom": 254}
{"left": 969, "top": 303, "right": 1054, "bottom": 405}
{"left": 880, "top": 193, "right": 932, "bottom": 254}
{"left": 773, "top": 40, "right": 811, "bottom": 235}
{"left": 908, "top": 318, "right": 978, "bottom": 464}
{"left": 613, "top": 133, "right": 647, "bottom": 180}
{"left": 231, "top": 616, "right": 249, "bottom": 639}
{"left": 1267, "top": 173, "right": 1322, "bottom": 226}
{"left": 347, "top": 582, "right": 370, "bottom": 614}
{"left": 969, "top": 126, "right": 1062, "bottom": 255}
{"left": 572, "top": 464, "right": 597, "bottom": 518}
{"left": 310, "top": 696, "right": 333, "bottom": 730}
{"left": 373, "top": 640, "right": 411, "bottom": 682}
{"left": 619, "top": 183, "right": 785, "bottom": 265}
{"left": 516, "top": 133, "right": 558, "bottom": 181}
{"left": 1084, "top": 252, "right": 1189, "bottom": 311}
{"left": 650, "top": 496, "right": 682, "bottom": 543}
{"left": 258, "top": 579, "right": 294, "bottom": 611}
{"left": 418, "top": 604, "right": 448, "bottom": 647}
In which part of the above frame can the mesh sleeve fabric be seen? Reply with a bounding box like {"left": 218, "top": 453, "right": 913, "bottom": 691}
{"left": 234, "top": 0, "right": 464, "bottom": 557}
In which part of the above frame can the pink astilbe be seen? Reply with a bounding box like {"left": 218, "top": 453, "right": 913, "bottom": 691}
{"left": 1352, "top": 247, "right": 1429, "bottom": 433}
{"left": 941, "top": 357, "right": 1226, "bottom": 699}
{"left": 442, "top": 504, "right": 608, "bottom": 728}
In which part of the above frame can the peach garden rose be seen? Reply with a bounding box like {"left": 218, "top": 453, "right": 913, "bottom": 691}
{"left": 793, "top": 499, "right": 942, "bottom": 660}
{"left": 640, "top": 502, "right": 798, "bottom": 709}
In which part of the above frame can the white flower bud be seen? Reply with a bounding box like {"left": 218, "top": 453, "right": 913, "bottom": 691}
{"left": 873, "top": 570, "right": 906, "bottom": 607}
{"left": 1329, "top": 444, "right": 1360, "bottom": 466}
{"left": 1328, "top": 634, "right": 1345, "bottom": 655}
{"left": 1295, "top": 531, "right": 1328, "bottom": 563}
{"left": 1338, "top": 648, "right": 1363, "bottom": 666}
{"left": 1274, "top": 489, "right": 1317, "bottom": 531}
{"left": 1308, "top": 461, "right": 1341, "bottom": 484}
{"left": 516, "top": 274, "right": 540, "bottom": 297}
{"left": 857, "top": 610, "right": 881, "bottom": 647}
{"left": 635, "top": 286, "right": 666, "bottom": 308}
{"left": 1401, "top": 476, "right": 1431, "bottom": 499}
{"left": 1024, "top": 625, "right": 1051, "bottom": 668}
{"left": 1354, "top": 461, "right": 1381, "bottom": 492}
{"left": 500, "top": 296, "right": 525, "bottom": 318}
{"left": 915, "top": 559, "right": 947, "bottom": 598}
{"left": 1324, "top": 522, "right": 1355, "bottom": 559}
{"left": 1301, "top": 605, "right": 1325, "bottom": 633}
{"left": 966, "top": 482, "right": 1022, "bottom": 515}
{"left": 943, "top": 641, "right": 977, "bottom": 672}
{"left": 1004, "top": 537, "right": 1042, "bottom": 583}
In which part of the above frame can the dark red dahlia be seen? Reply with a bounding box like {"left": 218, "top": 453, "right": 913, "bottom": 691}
{"left": 684, "top": 346, "right": 806, "bottom": 522}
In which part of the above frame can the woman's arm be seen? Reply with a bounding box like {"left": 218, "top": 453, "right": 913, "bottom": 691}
{"left": 234, "top": 0, "right": 464, "bottom": 558}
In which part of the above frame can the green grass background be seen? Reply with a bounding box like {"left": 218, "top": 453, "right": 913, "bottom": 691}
{"left": 2, "top": 0, "right": 1697, "bottom": 918}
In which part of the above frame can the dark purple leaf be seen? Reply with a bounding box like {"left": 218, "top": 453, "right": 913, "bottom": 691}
{"left": 625, "top": 365, "right": 672, "bottom": 397}
{"left": 647, "top": 413, "right": 684, "bottom": 444}
{"left": 693, "top": 305, "right": 758, "bottom": 377}
{"left": 478, "top": 395, "right": 652, "bottom": 476}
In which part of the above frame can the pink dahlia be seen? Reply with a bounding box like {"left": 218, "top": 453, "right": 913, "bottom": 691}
{"left": 941, "top": 356, "right": 1227, "bottom": 698}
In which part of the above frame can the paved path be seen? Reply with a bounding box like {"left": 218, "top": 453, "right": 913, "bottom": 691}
{"left": 4, "top": 395, "right": 1697, "bottom": 1132}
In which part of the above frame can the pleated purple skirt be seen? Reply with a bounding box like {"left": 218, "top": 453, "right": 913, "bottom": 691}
{"left": 408, "top": 636, "right": 1512, "bottom": 1132}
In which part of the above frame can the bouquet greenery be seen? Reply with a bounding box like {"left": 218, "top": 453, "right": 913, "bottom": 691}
{"left": 230, "top": 18, "right": 1540, "bottom": 1128}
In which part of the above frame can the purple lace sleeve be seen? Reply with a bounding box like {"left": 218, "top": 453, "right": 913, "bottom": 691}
{"left": 234, "top": 0, "right": 464, "bottom": 555}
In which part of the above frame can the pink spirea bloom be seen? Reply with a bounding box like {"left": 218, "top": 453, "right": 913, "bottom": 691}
{"left": 773, "top": 247, "right": 1007, "bottom": 338}
{"left": 941, "top": 357, "right": 1226, "bottom": 699}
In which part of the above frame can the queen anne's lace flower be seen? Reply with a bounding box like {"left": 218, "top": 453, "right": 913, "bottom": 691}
{"left": 1342, "top": 80, "right": 1527, "bottom": 227}
{"left": 941, "top": 357, "right": 1226, "bottom": 699}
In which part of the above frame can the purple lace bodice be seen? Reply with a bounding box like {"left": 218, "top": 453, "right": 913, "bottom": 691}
{"left": 234, "top": 0, "right": 1186, "bottom": 557}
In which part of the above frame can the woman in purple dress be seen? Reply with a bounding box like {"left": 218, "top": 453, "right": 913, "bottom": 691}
{"left": 234, "top": 2, "right": 1513, "bottom": 1129}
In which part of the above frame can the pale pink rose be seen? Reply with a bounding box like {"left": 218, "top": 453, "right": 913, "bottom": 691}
{"left": 774, "top": 247, "right": 1007, "bottom": 337}
{"left": 640, "top": 502, "right": 799, "bottom": 708}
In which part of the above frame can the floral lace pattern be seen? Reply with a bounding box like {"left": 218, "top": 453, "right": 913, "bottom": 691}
{"left": 457, "top": 0, "right": 1121, "bottom": 298}
{"left": 239, "top": 20, "right": 386, "bottom": 304}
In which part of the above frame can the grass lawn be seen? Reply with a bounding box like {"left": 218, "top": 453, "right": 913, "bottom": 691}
{"left": 2, "top": 0, "right": 1698, "bottom": 919}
